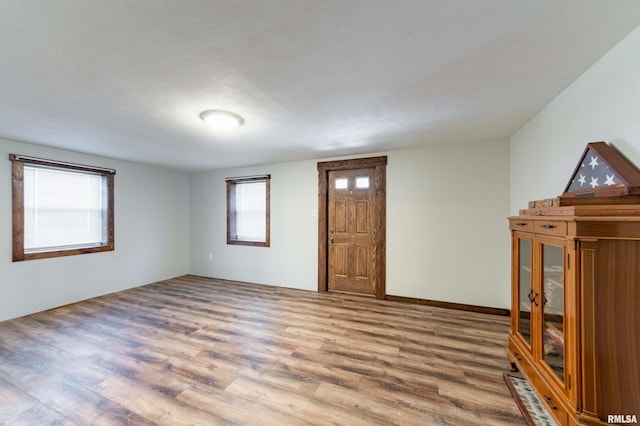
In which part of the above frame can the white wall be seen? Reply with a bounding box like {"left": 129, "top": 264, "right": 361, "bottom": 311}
{"left": 191, "top": 139, "right": 512, "bottom": 309}
{"left": 511, "top": 26, "right": 640, "bottom": 213}
{"left": 0, "top": 139, "right": 190, "bottom": 321}
{"left": 387, "top": 140, "right": 510, "bottom": 308}
{"left": 190, "top": 160, "right": 318, "bottom": 290}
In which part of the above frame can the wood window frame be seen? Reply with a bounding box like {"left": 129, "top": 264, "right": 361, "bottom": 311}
{"left": 226, "top": 175, "right": 271, "bottom": 247}
{"left": 317, "top": 156, "right": 387, "bottom": 298}
{"left": 10, "top": 154, "right": 115, "bottom": 262}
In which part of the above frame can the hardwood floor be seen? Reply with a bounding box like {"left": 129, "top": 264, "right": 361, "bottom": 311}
{"left": 0, "top": 275, "right": 523, "bottom": 425}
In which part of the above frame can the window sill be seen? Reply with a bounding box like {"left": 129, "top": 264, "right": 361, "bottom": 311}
{"left": 227, "top": 239, "right": 269, "bottom": 247}
{"left": 14, "top": 244, "right": 114, "bottom": 262}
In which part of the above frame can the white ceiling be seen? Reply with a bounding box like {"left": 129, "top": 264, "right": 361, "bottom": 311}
{"left": 1, "top": 1, "right": 639, "bottom": 172}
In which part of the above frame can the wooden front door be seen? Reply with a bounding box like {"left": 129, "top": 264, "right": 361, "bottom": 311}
{"left": 328, "top": 168, "right": 375, "bottom": 295}
{"left": 318, "top": 156, "right": 386, "bottom": 298}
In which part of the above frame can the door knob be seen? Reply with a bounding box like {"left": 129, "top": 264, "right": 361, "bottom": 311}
{"left": 330, "top": 237, "right": 334, "bottom": 243}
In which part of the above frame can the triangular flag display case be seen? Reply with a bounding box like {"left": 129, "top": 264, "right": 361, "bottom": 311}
{"left": 508, "top": 142, "right": 640, "bottom": 425}
{"left": 562, "top": 141, "right": 640, "bottom": 198}
{"left": 524, "top": 142, "right": 640, "bottom": 214}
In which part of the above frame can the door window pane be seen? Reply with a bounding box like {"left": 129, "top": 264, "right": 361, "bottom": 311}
{"left": 355, "top": 176, "right": 370, "bottom": 189}
{"left": 335, "top": 178, "right": 348, "bottom": 189}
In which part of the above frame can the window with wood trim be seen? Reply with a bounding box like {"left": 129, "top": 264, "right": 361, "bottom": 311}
{"left": 10, "top": 154, "right": 115, "bottom": 262}
{"left": 226, "top": 175, "right": 270, "bottom": 247}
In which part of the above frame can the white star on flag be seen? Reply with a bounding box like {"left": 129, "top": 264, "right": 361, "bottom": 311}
{"left": 578, "top": 174, "right": 586, "bottom": 186}
{"left": 589, "top": 156, "right": 599, "bottom": 170}
{"left": 590, "top": 177, "right": 599, "bottom": 188}
{"left": 605, "top": 174, "right": 616, "bottom": 186}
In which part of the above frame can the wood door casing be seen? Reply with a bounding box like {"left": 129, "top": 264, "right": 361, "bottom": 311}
{"left": 317, "top": 156, "right": 386, "bottom": 299}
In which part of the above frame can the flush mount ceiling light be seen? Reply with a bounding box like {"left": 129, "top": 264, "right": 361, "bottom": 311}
{"left": 200, "top": 110, "right": 245, "bottom": 131}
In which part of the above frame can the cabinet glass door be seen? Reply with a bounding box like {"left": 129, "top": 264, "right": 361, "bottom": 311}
{"left": 541, "top": 243, "right": 565, "bottom": 382}
{"left": 517, "top": 238, "right": 533, "bottom": 347}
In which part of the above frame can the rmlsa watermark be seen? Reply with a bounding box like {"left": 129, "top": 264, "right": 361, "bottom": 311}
{"left": 608, "top": 414, "right": 638, "bottom": 424}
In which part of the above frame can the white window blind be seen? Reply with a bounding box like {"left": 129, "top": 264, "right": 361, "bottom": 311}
{"left": 234, "top": 181, "right": 266, "bottom": 242}
{"left": 23, "top": 165, "right": 107, "bottom": 252}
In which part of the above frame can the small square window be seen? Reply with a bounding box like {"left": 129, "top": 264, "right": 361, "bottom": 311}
{"left": 335, "top": 178, "right": 348, "bottom": 189}
{"left": 355, "top": 176, "right": 370, "bottom": 189}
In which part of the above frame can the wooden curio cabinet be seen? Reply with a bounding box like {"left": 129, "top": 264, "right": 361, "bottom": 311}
{"left": 508, "top": 213, "right": 640, "bottom": 425}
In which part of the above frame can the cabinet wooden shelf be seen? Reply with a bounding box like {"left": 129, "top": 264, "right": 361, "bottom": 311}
{"left": 508, "top": 213, "right": 640, "bottom": 425}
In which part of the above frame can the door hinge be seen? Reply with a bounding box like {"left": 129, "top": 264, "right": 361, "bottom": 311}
{"left": 567, "top": 253, "right": 570, "bottom": 270}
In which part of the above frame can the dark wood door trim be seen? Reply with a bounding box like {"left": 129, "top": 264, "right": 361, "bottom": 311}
{"left": 317, "top": 156, "right": 387, "bottom": 299}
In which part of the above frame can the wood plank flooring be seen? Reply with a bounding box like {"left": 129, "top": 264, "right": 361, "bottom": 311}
{"left": 0, "top": 275, "right": 523, "bottom": 425}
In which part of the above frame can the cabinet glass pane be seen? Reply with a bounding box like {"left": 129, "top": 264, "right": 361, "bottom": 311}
{"left": 518, "top": 239, "right": 532, "bottom": 346}
{"left": 542, "top": 244, "right": 565, "bottom": 382}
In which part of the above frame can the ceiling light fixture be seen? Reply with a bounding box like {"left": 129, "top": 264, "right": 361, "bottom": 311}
{"left": 200, "top": 110, "right": 245, "bottom": 131}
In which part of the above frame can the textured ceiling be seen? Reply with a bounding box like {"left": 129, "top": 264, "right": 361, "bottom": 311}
{"left": 1, "top": 0, "right": 639, "bottom": 172}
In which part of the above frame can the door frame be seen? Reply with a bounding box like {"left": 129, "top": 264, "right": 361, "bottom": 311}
{"left": 317, "top": 156, "right": 387, "bottom": 299}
